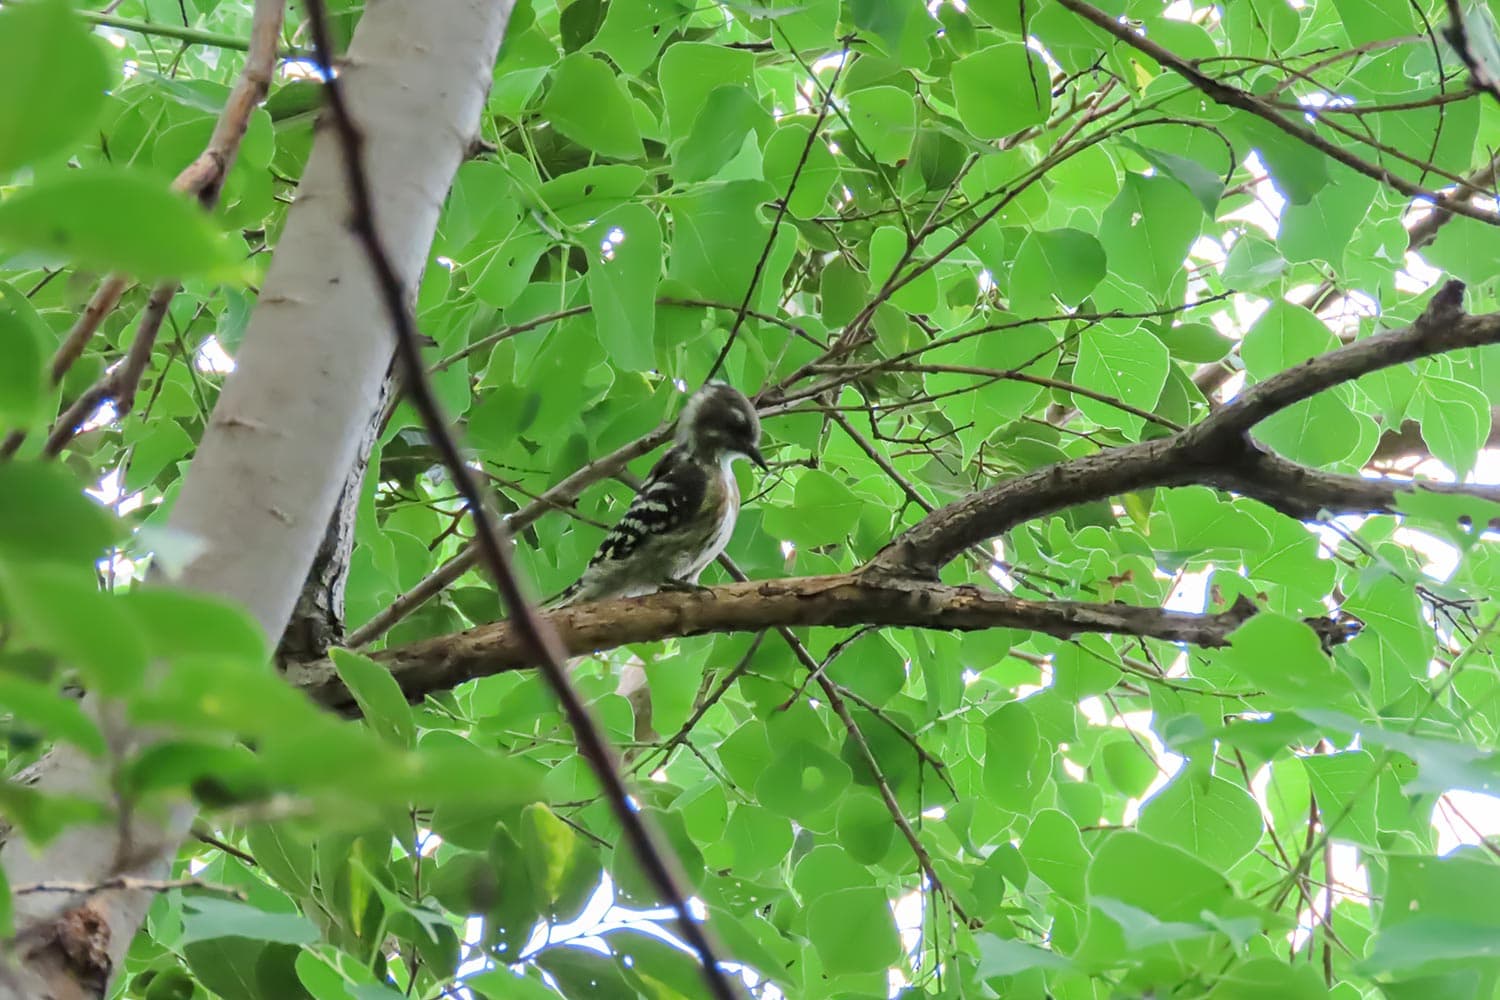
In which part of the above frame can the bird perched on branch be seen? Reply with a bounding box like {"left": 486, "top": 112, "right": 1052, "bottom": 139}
{"left": 547, "top": 381, "right": 767, "bottom": 609}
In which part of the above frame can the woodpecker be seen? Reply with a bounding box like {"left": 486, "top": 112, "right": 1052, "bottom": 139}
{"left": 547, "top": 381, "right": 766, "bottom": 608}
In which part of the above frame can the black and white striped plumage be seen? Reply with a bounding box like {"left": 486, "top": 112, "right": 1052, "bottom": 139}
{"left": 548, "top": 382, "right": 766, "bottom": 609}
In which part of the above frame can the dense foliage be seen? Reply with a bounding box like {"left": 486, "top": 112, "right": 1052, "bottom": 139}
{"left": 5, "top": 0, "right": 1500, "bottom": 997}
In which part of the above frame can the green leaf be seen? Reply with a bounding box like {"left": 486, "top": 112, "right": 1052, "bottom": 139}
{"left": 724, "top": 804, "right": 792, "bottom": 875}
{"left": 951, "top": 44, "right": 1051, "bottom": 139}
{"left": 846, "top": 86, "right": 917, "bottom": 164}
{"left": 983, "top": 701, "right": 1048, "bottom": 812}
{"left": 1157, "top": 322, "right": 1234, "bottom": 363}
{"left": 614, "top": 925, "right": 712, "bottom": 998}
{"left": 534, "top": 944, "right": 634, "bottom": 995}
{"left": 589, "top": 0, "right": 689, "bottom": 75}
{"left": 0, "top": 461, "right": 120, "bottom": 563}
{"left": 1099, "top": 174, "right": 1202, "bottom": 296}
{"left": 967, "top": 0, "right": 1029, "bottom": 31}
{"left": 0, "top": 282, "right": 46, "bottom": 431}
{"left": 1423, "top": 215, "right": 1500, "bottom": 285}
{"left": 1150, "top": 487, "right": 1272, "bottom": 556}
{"left": 1332, "top": 0, "right": 1416, "bottom": 45}
{"left": 470, "top": 235, "right": 550, "bottom": 310}
{"left": 1086, "top": 830, "right": 1235, "bottom": 920}
{"left": 1417, "top": 376, "right": 1490, "bottom": 480}
{"left": 1073, "top": 322, "right": 1169, "bottom": 438}
{"left": 666, "top": 180, "right": 773, "bottom": 303}
{"left": 974, "top": 934, "right": 1074, "bottom": 977}
{"left": 762, "top": 469, "right": 862, "bottom": 547}
{"left": 755, "top": 738, "right": 851, "bottom": 822}
{"left": 1360, "top": 918, "right": 1500, "bottom": 975}
{"left": 807, "top": 887, "right": 901, "bottom": 975}
{"left": 1222, "top": 234, "right": 1287, "bottom": 291}
{"left": 179, "top": 897, "right": 320, "bottom": 947}
{"left": 244, "top": 823, "right": 316, "bottom": 898}
{"left": 467, "top": 969, "right": 560, "bottom": 1000}
{"left": 1137, "top": 773, "right": 1264, "bottom": 872}
{"left": 835, "top": 791, "right": 896, "bottom": 864}
{"left": 0, "top": 0, "right": 109, "bottom": 174}
{"left": 676, "top": 85, "right": 771, "bottom": 182}
{"left": 1299, "top": 710, "right": 1500, "bottom": 796}
{"left": 540, "top": 53, "right": 644, "bottom": 159}
{"left": 1253, "top": 393, "right": 1367, "bottom": 468}
{"left": 870, "top": 225, "right": 937, "bottom": 312}
{"left": 0, "top": 168, "right": 243, "bottom": 281}
{"left": 0, "top": 562, "right": 149, "bottom": 694}
{"left": 1009, "top": 228, "right": 1106, "bottom": 316}
{"left": 658, "top": 42, "right": 756, "bottom": 141}
{"left": 586, "top": 203, "right": 660, "bottom": 370}
{"left": 121, "top": 588, "right": 267, "bottom": 665}
{"left": 184, "top": 938, "right": 272, "bottom": 1000}
{"left": 122, "top": 418, "right": 195, "bottom": 494}
{"left": 1303, "top": 750, "right": 1379, "bottom": 846}
{"left": 1121, "top": 139, "right": 1224, "bottom": 215}
{"left": 1278, "top": 168, "right": 1378, "bottom": 266}
{"left": 763, "top": 121, "right": 839, "bottom": 220}
{"left": 0, "top": 674, "right": 106, "bottom": 756}
{"left": 1242, "top": 301, "right": 1338, "bottom": 379}
{"left": 1091, "top": 896, "right": 1219, "bottom": 950}
{"left": 330, "top": 648, "right": 416, "bottom": 748}
{"left": 1020, "top": 809, "right": 1090, "bottom": 903}
{"left": 1101, "top": 740, "right": 1159, "bottom": 799}
{"left": 520, "top": 803, "right": 599, "bottom": 918}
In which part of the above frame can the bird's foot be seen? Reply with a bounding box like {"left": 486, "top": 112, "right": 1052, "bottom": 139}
{"left": 659, "top": 577, "right": 715, "bottom": 597}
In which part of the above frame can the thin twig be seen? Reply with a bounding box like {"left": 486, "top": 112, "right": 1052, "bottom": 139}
{"left": 1057, "top": 0, "right": 1500, "bottom": 226}
{"left": 15, "top": 877, "right": 245, "bottom": 900}
{"left": 703, "top": 41, "right": 849, "bottom": 383}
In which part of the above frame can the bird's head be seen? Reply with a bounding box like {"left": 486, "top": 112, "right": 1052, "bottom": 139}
{"left": 677, "top": 381, "right": 766, "bottom": 469}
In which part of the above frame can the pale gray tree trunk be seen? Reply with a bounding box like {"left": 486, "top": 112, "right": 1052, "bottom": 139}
{"left": 0, "top": 2, "right": 512, "bottom": 995}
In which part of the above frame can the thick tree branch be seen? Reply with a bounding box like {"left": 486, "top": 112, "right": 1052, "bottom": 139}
{"left": 876, "top": 282, "right": 1500, "bottom": 575}
{"left": 289, "top": 578, "right": 1307, "bottom": 711}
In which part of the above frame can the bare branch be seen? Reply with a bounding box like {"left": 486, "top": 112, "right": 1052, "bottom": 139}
{"left": 288, "top": 578, "right": 1339, "bottom": 710}
{"left": 878, "top": 281, "right": 1500, "bottom": 575}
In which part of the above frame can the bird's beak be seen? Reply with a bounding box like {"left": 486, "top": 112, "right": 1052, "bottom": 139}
{"left": 747, "top": 445, "right": 768, "bottom": 470}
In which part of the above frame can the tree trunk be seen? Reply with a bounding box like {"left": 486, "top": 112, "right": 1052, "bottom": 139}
{"left": 0, "top": 3, "right": 512, "bottom": 996}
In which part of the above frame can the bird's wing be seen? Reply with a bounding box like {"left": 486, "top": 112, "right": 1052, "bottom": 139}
{"left": 546, "top": 447, "right": 709, "bottom": 608}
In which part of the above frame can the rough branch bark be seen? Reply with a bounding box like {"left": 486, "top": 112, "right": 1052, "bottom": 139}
{"left": 876, "top": 281, "right": 1500, "bottom": 576}
{"left": 0, "top": 3, "right": 511, "bottom": 996}
{"left": 288, "top": 578, "right": 1287, "bottom": 712}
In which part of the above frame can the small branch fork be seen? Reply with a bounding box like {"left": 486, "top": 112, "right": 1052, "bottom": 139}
{"left": 2, "top": 0, "right": 286, "bottom": 461}
{"left": 298, "top": 4, "right": 742, "bottom": 998}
